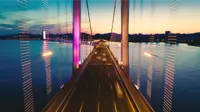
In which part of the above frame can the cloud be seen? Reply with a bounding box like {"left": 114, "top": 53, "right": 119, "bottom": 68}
{"left": 0, "top": 23, "right": 19, "bottom": 35}
{"left": 28, "top": 22, "right": 73, "bottom": 34}
{"left": 0, "top": 0, "right": 43, "bottom": 12}
{"left": 0, "top": 14, "right": 6, "bottom": 19}
{"left": 0, "top": 23, "right": 16, "bottom": 29}
{"left": 29, "top": 24, "right": 58, "bottom": 34}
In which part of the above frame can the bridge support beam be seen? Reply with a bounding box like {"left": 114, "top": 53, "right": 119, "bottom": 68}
{"left": 121, "top": 0, "right": 129, "bottom": 73}
{"left": 73, "top": 0, "right": 81, "bottom": 73}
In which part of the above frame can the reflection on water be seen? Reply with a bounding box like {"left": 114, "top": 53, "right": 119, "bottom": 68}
{"left": 163, "top": 44, "right": 176, "bottom": 112}
{"left": 146, "top": 43, "right": 153, "bottom": 100}
{"left": 20, "top": 40, "right": 35, "bottom": 112}
{"left": 110, "top": 42, "right": 121, "bottom": 64}
{"left": 137, "top": 44, "right": 141, "bottom": 89}
{"left": 80, "top": 44, "right": 94, "bottom": 63}
{"left": 42, "top": 41, "right": 52, "bottom": 95}
{"left": 110, "top": 42, "right": 200, "bottom": 112}
{"left": 0, "top": 40, "right": 93, "bottom": 112}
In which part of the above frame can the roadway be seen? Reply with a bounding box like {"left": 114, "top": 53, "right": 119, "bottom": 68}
{"left": 58, "top": 42, "right": 134, "bottom": 112}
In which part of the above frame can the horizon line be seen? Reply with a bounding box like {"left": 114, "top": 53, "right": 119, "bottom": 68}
{"left": 0, "top": 31, "right": 200, "bottom": 36}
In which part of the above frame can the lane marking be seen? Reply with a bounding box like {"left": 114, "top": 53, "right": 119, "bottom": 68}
{"left": 113, "top": 66, "right": 136, "bottom": 111}
{"left": 97, "top": 101, "right": 100, "bottom": 112}
{"left": 114, "top": 101, "right": 118, "bottom": 112}
{"left": 56, "top": 86, "right": 75, "bottom": 112}
{"left": 79, "top": 101, "right": 84, "bottom": 112}
{"left": 105, "top": 47, "right": 136, "bottom": 112}
{"left": 61, "top": 87, "right": 76, "bottom": 112}
{"left": 55, "top": 45, "right": 97, "bottom": 111}
{"left": 110, "top": 84, "right": 113, "bottom": 90}
{"left": 123, "top": 87, "right": 136, "bottom": 112}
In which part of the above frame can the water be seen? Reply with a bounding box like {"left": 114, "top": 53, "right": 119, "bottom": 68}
{"left": 1, "top": 40, "right": 200, "bottom": 112}
{"left": 110, "top": 42, "right": 200, "bottom": 112}
{"left": 0, "top": 40, "right": 93, "bottom": 112}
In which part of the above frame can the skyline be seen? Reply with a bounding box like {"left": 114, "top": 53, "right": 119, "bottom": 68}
{"left": 0, "top": 0, "right": 200, "bottom": 35}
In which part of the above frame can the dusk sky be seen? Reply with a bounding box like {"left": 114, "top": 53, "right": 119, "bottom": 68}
{"left": 0, "top": 0, "right": 200, "bottom": 35}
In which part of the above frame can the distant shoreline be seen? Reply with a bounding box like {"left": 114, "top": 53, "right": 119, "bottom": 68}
{"left": 1, "top": 38, "right": 200, "bottom": 47}
{"left": 0, "top": 32, "right": 200, "bottom": 46}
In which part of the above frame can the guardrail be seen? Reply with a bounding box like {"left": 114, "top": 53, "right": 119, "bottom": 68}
{"left": 106, "top": 46, "right": 155, "bottom": 112}
{"left": 120, "top": 65, "right": 155, "bottom": 112}
{"left": 42, "top": 43, "right": 99, "bottom": 112}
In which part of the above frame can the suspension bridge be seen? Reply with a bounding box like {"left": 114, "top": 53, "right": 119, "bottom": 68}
{"left": 13, "top": 0, "right": 181, "bottom": 111}
{"left": 40, "top": 0, "right": 154, "bottom": 112}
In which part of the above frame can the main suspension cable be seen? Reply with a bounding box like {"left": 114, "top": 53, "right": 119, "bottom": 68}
{"left": 110, "top": 0, "right": 117, "bottom": 41}
{"left": 86, "top": 0, "right": 93, "bottom": 38}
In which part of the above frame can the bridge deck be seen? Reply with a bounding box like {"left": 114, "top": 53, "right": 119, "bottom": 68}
{"left": 60, "top": 42, "right": 133, "bottom": 112}
{"left": 43, "top": 42, "right": 154, "bottom": 112}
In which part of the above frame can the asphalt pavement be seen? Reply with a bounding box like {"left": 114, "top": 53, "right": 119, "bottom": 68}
{"left": 60, "top": 42, "right": 133, "bottom": 112}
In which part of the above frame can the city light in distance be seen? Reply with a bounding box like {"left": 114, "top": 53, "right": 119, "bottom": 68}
{"left": 42, "top": 51, "right": 53, "bottom": 57}
{"left": 43, "top": 30, "right": 46, "bottom": 40}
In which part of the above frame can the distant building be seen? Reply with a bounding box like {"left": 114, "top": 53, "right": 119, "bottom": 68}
{"left": 149, "top": 35, "right": 154, "bottom": 42}
{"left": 166, "top": 34, "right": 177, "bottom": 44}
{"left": 165, "top": 31, "right": 171, "bottom": 35}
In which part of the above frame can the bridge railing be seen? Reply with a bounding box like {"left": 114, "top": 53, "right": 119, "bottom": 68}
{"left": 42, "top": 42, "right": 100, "bottom": 112}
{"left": 107, "top": 46, "right": 155, "bottom": 112}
